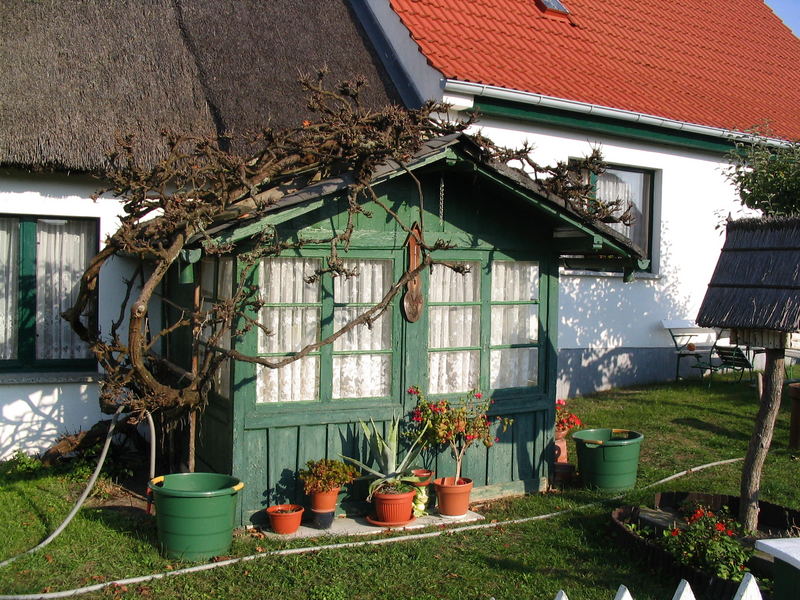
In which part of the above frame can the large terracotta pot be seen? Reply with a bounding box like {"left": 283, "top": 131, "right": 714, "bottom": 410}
{"left": 373, "top": 489, "right": 416, "bottom": 523}
{"left": 554, "top": 429, "right": 569, "bottom": 464}
{"left": 433, "top": 477, "right": 473, "bottom": 517}
{"left": 266, "top": 504, "right": 304, "bottom": 534}
{"left": 310, "top": 487, "right": 340, "bottom": 512}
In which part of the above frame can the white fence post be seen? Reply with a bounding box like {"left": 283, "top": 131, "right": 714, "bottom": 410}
{"left": 552, "top": 575, "right": 762, "bottom": 600}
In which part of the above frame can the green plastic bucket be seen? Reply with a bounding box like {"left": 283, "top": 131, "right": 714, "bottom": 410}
{"left": 148, "top": 473, "right": 244, "bottom": 561}
{"left": 572, "top": 428, "right": 644, "bottom": 491}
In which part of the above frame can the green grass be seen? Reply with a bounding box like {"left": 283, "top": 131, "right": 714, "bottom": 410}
{"left": 1, "top": 377, "right": 798, "bottom": 600}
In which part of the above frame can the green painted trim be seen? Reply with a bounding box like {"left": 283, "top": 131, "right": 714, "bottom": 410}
{"left": 475, "top": 97, "right": 735, "bottom": 155}
{"left": 18, "top": 218, "right": 36, "bottom": 363}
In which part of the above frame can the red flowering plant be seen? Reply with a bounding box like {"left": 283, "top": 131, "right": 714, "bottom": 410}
{"left": 406, "top": 386, "right": 513, "bottom": 483}
{"left": 555, "top": 398, "right": 582, "bottom": 433}
{"left": 659, "top": 504, "right": 752, "bottom": 582}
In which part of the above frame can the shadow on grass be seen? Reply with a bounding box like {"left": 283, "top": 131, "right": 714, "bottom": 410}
{"left": 670, "top": 417, "right": 750, "bottom": 442}
{"left": 80, "top": 505, "right": 158, "bottom": 545}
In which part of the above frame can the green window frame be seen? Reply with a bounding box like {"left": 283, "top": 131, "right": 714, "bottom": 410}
{"left": 0, "top": 214, "right": 98, "bottom": 372}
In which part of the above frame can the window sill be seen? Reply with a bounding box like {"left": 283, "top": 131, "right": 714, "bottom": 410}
{"left": 560, "top": 268, "right": 661, "bottom": 280}
{"left": 0, "top": 371, "right": 99, "bottom": 385}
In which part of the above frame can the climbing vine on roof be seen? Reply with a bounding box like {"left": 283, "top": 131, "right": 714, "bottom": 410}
{"left": 63, "top": 72, "right": 620, "bottom": 427}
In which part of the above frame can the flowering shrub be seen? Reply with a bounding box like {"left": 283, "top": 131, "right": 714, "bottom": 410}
{"left": 298, "top": 459, "right": 359, "bottom": 495}
{"left": 555, "top": 399, "right": 582, "bottom": 433}
{"left": 659, "top": 505, "right": 752, "bottom": 582}
{"left": 406, "top": 386, "right": 512, "bottom": 482}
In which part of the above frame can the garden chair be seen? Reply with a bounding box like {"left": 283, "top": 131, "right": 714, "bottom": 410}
{"left": 691, "top": 344, "right": 754, "bottom": 384}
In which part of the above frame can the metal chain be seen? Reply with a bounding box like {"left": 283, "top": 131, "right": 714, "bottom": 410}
{"left": 439, "top": 175, "right": 445, "bottom": 226}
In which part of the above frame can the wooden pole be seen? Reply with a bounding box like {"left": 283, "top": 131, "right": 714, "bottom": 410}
{"left": 740, "top": 348, "right": 785, "bottom": 530}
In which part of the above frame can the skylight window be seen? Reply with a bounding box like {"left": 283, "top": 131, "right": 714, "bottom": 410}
{"left": 538, "top": 0, "right": 569, "bottom": 14}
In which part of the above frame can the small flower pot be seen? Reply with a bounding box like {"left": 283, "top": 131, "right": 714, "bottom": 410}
{"left": 372, "top": 489, "right": 416, "bottom": 523}
{"left": 266, "top": 504, "right": 304, "bottom": 534}
{"left": 433, "top": 477, "right": 473, "bottom": 518}
{"left": 309, "top": 487, "right": 340, "bottom": 512}
{"left": 411, "top": 469, "right": 434, "bottom": 487}
{"left": 311, "top": 508, "right": 335, "bottom": 530}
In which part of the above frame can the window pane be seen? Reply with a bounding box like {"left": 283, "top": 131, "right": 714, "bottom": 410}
{"left": 429, "top": 263, "right": 479, "bottom": 302}
{"left": 200, "top": 258, "right": 215, "bottom": 298}
{"left": 259, "top": 307, "right": 319, "bottom": 353}
{"left": 490, "top": 348, "right": 538, "bottom": 389}
{"left": 491, "top": 262, "right": 538, "bottom": 301}
{"left": 491, "top": 305, "right": 538, "bottom": 345}
{"left": 333, "top": 307, "right": 391, "bottom": 351}
{"left": 218, "top": 257, "right": 233, "bottom": 299}
{"left": 333, "top": 354, "right": 391, "bottom": 398}
{"left": 0, "top": 218, "right": 18, "bottom": 360}
{"left": 256, "top": 357, "right": 319, "bottom": 403}
{"left": 334, "top": 259, "right": 392, "bottom": 303}
{"left": 262, "top": 257, "right": 320, "bottom": 303}
{"left": 428, "top": 350, "right": 479, "bottom": 394}
{"left": 35, "top": 219, "right": 95, "bottom": 360}
{"left": 428, "top": 306, "right": 480, "bottom": 348}
{"left": 597, "top": 168, "right": 651, "bottom": 252}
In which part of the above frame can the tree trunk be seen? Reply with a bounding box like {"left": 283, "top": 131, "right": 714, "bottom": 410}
{"left": 739, "top": 348, "right": 785, "bottom": 530}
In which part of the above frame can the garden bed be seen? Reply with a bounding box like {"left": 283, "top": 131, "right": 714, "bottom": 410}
{"left": 611, "top": 492, "right": 800, "bottom": 600}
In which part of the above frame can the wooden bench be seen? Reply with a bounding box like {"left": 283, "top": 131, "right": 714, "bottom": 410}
{"left": 661, "top": 319, "right": 717, "bottom": 381}
{"left": 692, "top": 344, "right": 754, "bottom": 383}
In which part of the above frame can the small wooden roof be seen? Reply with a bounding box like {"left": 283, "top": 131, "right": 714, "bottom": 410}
{"left": 697, "top": 217, "right": 800, "bottom": 332}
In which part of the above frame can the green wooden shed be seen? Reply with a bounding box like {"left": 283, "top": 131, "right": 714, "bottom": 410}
{"left": 170, "top": 134, "right": 645, "bottom": 526}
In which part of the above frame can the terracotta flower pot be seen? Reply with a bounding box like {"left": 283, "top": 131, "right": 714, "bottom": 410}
{"left": 372, "top": 489, "right": 416, "bottom": 523}
{"left": 554, "top": 429, "right": 569, "bottom": 464}
{"left": 310, "top": 487, "right": 340, "bottom": 512}
{"left": 433, "top": 477, "right": 473, "bottom": 517}
{"left": 266, "top": 504, "right": 304, "bottom": 534}
{"left": 411, "top": 469, "right": 434, "bottom": 487}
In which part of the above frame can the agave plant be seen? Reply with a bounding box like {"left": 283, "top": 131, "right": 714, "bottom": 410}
{"left": 343, "top": 414, "right": 429, "bottom": 500}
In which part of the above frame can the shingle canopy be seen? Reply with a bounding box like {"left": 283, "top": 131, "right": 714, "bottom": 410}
{"left": 0, "top": 0, "right": 401, "bottom": 173}
{"left": 697, "top": 217, "right": 800, "bottom": 332}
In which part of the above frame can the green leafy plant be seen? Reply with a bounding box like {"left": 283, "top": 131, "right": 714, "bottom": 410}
{"left": 298, "top": 459, "right": 359, "bottom": 495}
{"left": 406, "top": 386, "right": 513, "bottom": 482}
{"left": 659, "top": 505, "right": 752, "bottom": 582}
{"left": 342, "top": 414, "right": 429, "bottom": 500}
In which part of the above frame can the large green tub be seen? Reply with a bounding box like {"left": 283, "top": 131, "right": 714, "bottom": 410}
{"left": 572, "top": 428, "right": 644, "bottom": 491}
{"left": 148, "top": 473, "right": 244, "bottom": 561}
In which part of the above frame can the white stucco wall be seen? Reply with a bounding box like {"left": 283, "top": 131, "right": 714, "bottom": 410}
{"left": 0, "top": 170, "right": 130, "bottom": 459}
{"left": 464, "top": 118, "right": 755, "bottom": 394}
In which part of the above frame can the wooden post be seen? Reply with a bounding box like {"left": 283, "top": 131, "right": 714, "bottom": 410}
{"left": 788, "top": 383, "right": 800, "bottom": 450}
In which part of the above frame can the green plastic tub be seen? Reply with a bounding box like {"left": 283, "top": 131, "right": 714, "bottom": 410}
{"left": 572, "top": 428, "right": 644, "bottom": 491}
{"left": 148, "top": 473, "right": 244, "bottom": 561}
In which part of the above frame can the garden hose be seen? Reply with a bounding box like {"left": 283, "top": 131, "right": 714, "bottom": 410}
{"left": 0, "top": 455, "right": 745, "bottom": 600}
{"left": 0, "top": 407, "right": 127, "bottom": 570}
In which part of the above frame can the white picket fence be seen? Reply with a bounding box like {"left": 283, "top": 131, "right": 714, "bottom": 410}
{"left": 552, "top": 573, "right": 762, "bottom": 600}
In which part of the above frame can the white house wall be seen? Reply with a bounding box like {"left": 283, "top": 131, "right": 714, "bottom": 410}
{"left": 465, "top": 118, "right": 753, "bottom": 396}
{"left": 0, "top": 171, "right": 134, "bottom": 458}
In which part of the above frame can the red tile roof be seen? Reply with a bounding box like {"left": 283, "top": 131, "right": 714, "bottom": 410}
{"left": 389, "top": 0, "right": 800, "bottom": 140}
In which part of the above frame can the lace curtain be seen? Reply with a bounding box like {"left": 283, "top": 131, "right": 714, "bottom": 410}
{"left": 490, "top": 262, "right": 539, "bottom": 389}
{"left": 428, "top": 262, "right": 480, "bottom": 394}
{"left": 332, "top": 260, "right": 392, "bottom": 399}
{"left": 36, "top": 219, "right": 94, "bottom": 360}
{"left": 0, "top": 218, "right": 18, "bottom": 360}
{"left": 200, "top": 257, "right": 233, "bottom": 397}
{"left": 597, "top": 168, "right": 649, "bottom": 250}
{"left": 257, "top": 257, "right": 321, "bottom": 403}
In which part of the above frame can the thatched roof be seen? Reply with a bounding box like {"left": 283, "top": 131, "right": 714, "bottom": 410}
{"left": 0, "top": 0, "right": 402, "bottom": 173}
{"left": 696, "top": 217, "right": 800, "bottom": 332}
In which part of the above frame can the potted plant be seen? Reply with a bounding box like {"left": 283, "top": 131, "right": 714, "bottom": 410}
{"left": 406, "top": 386, "right": 512, "bottom": 518}
{"left": 343, "top": 414, "right": 429, "bottom": 525}
{"left": 554, "top": 398, "right": 582, "bottom": 464}
{"left": 265, "top": 504, "right": 304, "bottom": 534}
{"left": 298, "top": 458, "right": 359, "bottom": 512}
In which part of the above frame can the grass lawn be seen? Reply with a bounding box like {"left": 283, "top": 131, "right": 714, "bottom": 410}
{"left": 1, "top": 377, "right": 798, "bottom": 600}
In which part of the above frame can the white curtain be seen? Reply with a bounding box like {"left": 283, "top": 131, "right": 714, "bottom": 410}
{"left": 490, "top": 261, "right": 539, "bottom": 388}
{"left": 257, "top": 257, "right": 321, "bottom": 403}
{"left": 35, "top": 219, "right": 94, "bottom": 360}
{"left": 200, "top": 258, "right": 234, "bottom": 397}
{"left": 597, "top": 169, "right": 648, "bottom": 249}
{"left": 428, "top": 262, "right": 480, "bottom": 394}
{"left": 0, "top": 218, "right": 18, "bottom": 360}
{"left": 332, "top": 260, "right": 392, "bottom": 398}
